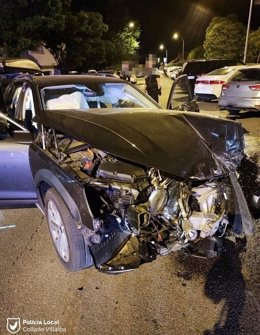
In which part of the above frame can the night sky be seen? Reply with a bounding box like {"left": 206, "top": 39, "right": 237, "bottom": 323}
{"left": 131, "top": 0, "right": 259, "bottom": 56}
{"left": 76, "top": 0, "right": 260, "bottom": 60}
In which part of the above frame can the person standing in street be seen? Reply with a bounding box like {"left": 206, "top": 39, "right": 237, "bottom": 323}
{"left": 145, "top": 54, "right": 161, "bottom": 102}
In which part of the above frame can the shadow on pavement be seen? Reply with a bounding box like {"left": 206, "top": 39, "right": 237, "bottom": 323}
{"left": 203, "top": 240, "right": 246, "bottom": 335}
{"left": 226, "top": 111, "right": 260, "bottom": 120}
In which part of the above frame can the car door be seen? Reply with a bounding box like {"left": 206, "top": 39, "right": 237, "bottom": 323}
{"left": 0, "top": 82, "right": 37, "bottom": 207}
{"left": 166, "top": 74, "right": 199, "bottom": 112}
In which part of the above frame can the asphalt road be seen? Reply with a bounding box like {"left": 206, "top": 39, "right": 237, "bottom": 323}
{"left": 0, "top": 75, "right": 259, "bottom": 335}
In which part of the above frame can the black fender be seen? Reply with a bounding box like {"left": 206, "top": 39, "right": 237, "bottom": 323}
{"left": 34, "top": 168, "right": 94, "bottom": 230}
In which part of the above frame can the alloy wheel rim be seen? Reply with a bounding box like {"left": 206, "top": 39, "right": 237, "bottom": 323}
{"left": 47, "top": 200, "right": 69, "bottom": 262}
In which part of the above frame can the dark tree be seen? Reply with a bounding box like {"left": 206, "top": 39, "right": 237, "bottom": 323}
{"left": 203, "top": 14, "right": 246, "bottom": 60}
{"left": 0, "top": 0, "right": 108, "bottom": 72}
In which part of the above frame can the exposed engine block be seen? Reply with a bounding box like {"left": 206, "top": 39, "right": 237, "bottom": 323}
{"left": 90, "top": 161, "right": 229, "bottom": 261}
{"left": 57, "top": 143, "right": 233, "bottom": 270}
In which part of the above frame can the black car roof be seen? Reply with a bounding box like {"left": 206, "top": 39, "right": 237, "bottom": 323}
{"left": 29, "top": 74, "right": 123, "bottom": 86}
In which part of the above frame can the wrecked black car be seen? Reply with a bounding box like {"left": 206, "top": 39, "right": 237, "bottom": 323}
{"left": 0, "top": 74, "right": 256, "bottom": 273}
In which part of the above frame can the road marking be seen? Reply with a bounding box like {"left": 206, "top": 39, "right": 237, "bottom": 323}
{"left": 0, "top": 225, "right": 16, "bottom": 230}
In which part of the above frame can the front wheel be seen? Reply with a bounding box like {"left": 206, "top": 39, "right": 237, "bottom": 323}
{"left": 45, "top": 188, "right": 93, "bottom": 272}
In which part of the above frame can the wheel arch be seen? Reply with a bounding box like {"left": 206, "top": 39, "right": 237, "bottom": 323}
{"left": 34, "top": 168, "right": 83, "bottom": 225}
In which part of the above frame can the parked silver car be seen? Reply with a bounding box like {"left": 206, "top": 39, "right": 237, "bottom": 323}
{"left": 219, "top": 64, "right": 260, "bottom": 115}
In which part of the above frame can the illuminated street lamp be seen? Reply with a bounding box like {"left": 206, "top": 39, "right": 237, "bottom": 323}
{"left": 159, "top": 44, "right": 168, "bottom": 64}
{"left": 128, "top": 21, "right": 135, "bottom": 29}
{"left": 173, "top": 32, "right": 185, "bottom": 61}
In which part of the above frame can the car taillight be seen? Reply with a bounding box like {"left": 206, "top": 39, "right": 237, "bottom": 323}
{"left": 222, "top": 84, "right": 229, "bottom": 90}
{"left": 210, "top": 80, "right": 225, "bottom": 85}
{"left": 249, "top": 84, "right": 260, "bottom": 91}
{"left": 195, "top": 80, "right": 225, "bottom": 85}
{"left": 195, "top": 80, "right": 206, "bottom": 84}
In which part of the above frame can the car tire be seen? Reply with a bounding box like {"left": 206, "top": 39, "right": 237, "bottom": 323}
{"left": 227, "top": 109, "right": 240, "bottom": 115}
{"left": 45, "top": 188, "right": 93, "bottom": 272}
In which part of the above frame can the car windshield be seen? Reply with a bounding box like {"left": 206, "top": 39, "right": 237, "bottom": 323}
{"left": 40, "top": 82, "right": 158, "bottom": 110}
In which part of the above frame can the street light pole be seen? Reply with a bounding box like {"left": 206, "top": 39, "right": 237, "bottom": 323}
{"left": 181, "top": 37, "right": 185, "bottom": 62}
{"left": 243, "top": 0, "right": 253, "bottom": 64}
{"left": 173, "top": 32, "right": 185, "bottom": 61}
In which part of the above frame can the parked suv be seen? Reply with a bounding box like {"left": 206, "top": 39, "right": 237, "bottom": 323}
{"left": 178, "top": 59, "right": 243, "bottom": 91}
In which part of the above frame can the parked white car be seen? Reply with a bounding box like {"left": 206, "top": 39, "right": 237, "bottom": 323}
{"left": 219, "top": 64, "right": 260, "bottom": 115}
{"left": 166, "top": 66, "right": 182, "bottom": 80}
{"left": 194, "top": 65, "right": 246, "bottom": 101}
{"left": 165, "top": 65, "right": 182, "bottom": 79}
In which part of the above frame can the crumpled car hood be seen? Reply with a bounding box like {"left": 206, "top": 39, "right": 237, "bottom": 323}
{"left": 36, "top": 109, "right": 244, "bottom": 179}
